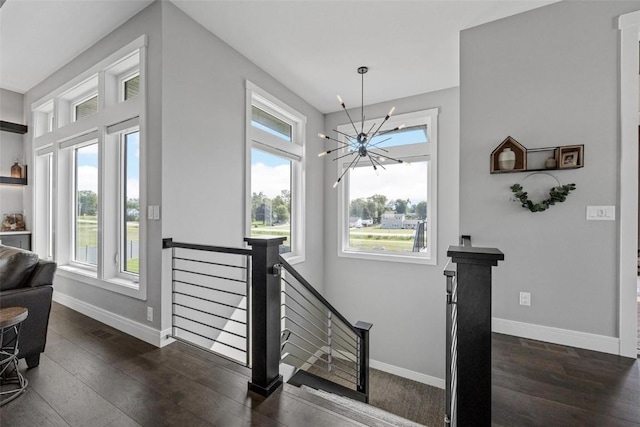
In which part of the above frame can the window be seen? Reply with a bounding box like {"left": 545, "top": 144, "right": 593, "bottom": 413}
{"left": 337, "top": 109, "right": 438, "bottom": 264}
{"left": 122, "top": 130, "right": 140, "bottom": 274}
{"left": 31, "top": 36, "right": 146, "bottom": 299}
{"left": 74, "top": 94, "right": 98, "bottom": 121}
{"left": 123, "top": 73, "right": 140, "bottom": 101}
{"left": 34, "top": 150, "right": 54, "bottom": 260}
{"left": 246, "top": 82, "right": 306, "bottom": 262}
{"left": 74, "top": 142, "right": 99, "bottom": 266}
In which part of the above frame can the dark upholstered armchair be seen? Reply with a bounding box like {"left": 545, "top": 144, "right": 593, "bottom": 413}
{"left": 0, "top": 244, "right": 56, "bottom": 368}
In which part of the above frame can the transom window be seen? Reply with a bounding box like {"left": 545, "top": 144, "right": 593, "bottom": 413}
{"left": 337, "top": 109, "right": 438, "bottom": 264}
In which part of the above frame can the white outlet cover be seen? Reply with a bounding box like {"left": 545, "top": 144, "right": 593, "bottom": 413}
{"left": 586, "top": 206, "right": 615, "bottom": 221}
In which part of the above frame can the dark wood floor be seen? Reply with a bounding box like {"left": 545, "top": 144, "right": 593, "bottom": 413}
{"left": 1, "top": 303, "right": 639, "bottom": 426}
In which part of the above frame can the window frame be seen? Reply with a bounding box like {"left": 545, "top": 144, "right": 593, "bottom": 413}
{"left": 118, "top": 128, "right": 140, "bottom": 279}
{"left": 71, "top": 138, "right": 100, "bottom": 271}
{"left": 120, "top": 71, "right": 140, "bottom": 102}
{"left": 336, "top": 108, "right": 438, "bottom": 265}
{"left": 245, "top": 81, "right": 306, "bottom": 264}
{"left": 30, "top": 35, "right": 147, "bottom": 300}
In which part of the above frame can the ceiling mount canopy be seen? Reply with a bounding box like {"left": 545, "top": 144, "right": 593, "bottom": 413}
{"left": 318, "top": 66, "right": 405, "bottom": 188}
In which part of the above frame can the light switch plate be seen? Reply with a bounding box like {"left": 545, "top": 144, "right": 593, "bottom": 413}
{"left": 586, "top": 206, "right": 615, "bottom": 221}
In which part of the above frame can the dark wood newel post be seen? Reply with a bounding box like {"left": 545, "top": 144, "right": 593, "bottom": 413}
{"left": 245, "top": 236, "right": 287, "bottom": 397}
{"left": 354, "top": 320, "right": 373, "bottom": 403}
{"left": 447, "top": 245, "right": 504, "bottom": 427}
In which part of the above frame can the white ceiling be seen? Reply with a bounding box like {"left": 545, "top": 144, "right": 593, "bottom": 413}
{"left": 0, "top": 0, "right": 556, "bottom": 113}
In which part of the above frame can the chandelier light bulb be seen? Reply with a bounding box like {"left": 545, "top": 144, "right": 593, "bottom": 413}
{"left": 398, "top": 124, "right": 406, "bottom": 130}
{"left": 318, "top": 133, "right": 326, "bottom": 139}
{"left": 337, "top": 95, "right": 344, "bottom": 106}
{"left": 388, "top": 106, "right": 396, "bottom": 116}
{"left": 318, "top": 151, "right": 328, "bottom": 157}
{"left": 332, "top": 180, "right": 340, "bottom": 188}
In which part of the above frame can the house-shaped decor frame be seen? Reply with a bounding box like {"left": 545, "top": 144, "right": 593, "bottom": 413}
{"left": 490, "top": 136, "right": 527, "bottom": 173}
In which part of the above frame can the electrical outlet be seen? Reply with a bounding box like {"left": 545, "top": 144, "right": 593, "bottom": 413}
{"left": 519, "top": 292, "right": 531, "bottom": 307}
{"left": 146, "top": 307, "right": 153, "bottom": 322}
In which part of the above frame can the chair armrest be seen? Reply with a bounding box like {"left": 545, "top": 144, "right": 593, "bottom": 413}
{"left": 26, "top": 260, "right": 57, "bottom": 288}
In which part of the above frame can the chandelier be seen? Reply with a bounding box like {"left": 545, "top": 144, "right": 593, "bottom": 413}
{"left": 318, "top": 66, "right": 405, "bottom": 188}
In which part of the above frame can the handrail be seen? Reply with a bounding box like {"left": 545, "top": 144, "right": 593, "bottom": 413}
{"left": 278, "top": 255, "right": 362, "bottom": 338}
{"left": 163, "top": 238, "right": 252, "bottom": 256}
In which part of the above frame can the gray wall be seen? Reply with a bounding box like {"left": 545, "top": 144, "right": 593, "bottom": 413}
{"left": 324, "top": 87, "right": 460, "bottom": 381}
{"left": 160, "top": 1, "right": 326, "bottom": 293}
{"left": 460, "top": 1, "right": 640, "bottom": 338}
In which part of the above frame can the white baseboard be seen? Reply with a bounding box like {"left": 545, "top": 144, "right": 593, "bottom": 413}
{"left": 370, "top": 359, "right": 445, "bottom": 389}
{"left": 492, "top": 317, "right": 621, "bottom": 355}
{"left": 53, "top": 291, "right": 166, "bottom": 347}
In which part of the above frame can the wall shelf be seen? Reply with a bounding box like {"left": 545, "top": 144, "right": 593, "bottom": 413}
{"left": 0, "top": 165, "right": 27, "bottom": 185}
{"left": 491, "top": 137, "right": 583, "bottom": 174}
{"left": 0, "top": 120, "right": 28, "bottom": 134}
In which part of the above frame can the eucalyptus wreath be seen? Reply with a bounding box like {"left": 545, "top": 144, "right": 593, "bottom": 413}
{"left": 510, "top": 183, "right": 576, "bottom": 212}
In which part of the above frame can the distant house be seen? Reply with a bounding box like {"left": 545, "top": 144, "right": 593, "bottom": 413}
{"left": 349, "top": 217, "right": 363, "bottom": 228}
{"left": 381, "top": 213, "right": 405, "bottom": 229}
{"left": 361, "top": 219, "right": 373, "bottom": 227}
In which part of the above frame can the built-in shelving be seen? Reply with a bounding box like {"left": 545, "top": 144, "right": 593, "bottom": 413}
{"left": 0, "top": 120, "right": 28, "bottom": 135}
{"left": 1, "top": 121, "right": 28, "bottom": 185}
{"left": 490, "top": 136, "right": 584, "bottom": 174}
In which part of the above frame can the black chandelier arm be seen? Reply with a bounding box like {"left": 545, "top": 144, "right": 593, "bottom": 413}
{"left": 333, "top": 152, "right": 361, "bottom": 187}
{"left": 364, "top": 137, "right": 391, "bottom": 152}
{"left": 377, "top": 124, "right": 405, "bottom": 136}
{"left": 319, "top": 133, "right": 351, "bottom": 148}
{"left": 368, "top": 154, "right": 386, "bottom": 170}
{"left": 332, "top": 150, "right": 358, "bottom": 162}
{"left": 365, "top": 122, "right": 376, "bottom": 137}
{"left": 332, "top": 128, "right": 357, "bottom": 142}
{"left": 368, "top": 109, "right": 395, "bottom": 143}
{"left": 368, "top": 149, "right": 403, "bottom": 164}
{"left": 338, "top": 96, "right": 360, "bottom": 136}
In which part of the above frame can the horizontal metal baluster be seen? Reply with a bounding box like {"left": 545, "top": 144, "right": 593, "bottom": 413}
{"left": 281, "top": 305, "right": 329, "bottom": 338}
{"left": 282, "top": 328, "right": 328, "bottom": 356}
{"left": 173, "top": 256, "right": 246, "bottom": 270}
{"left": 173, "top": 302, "right": 246, "bottom": 325}
{"left": 174, "top": 280, "right": 246, "bottom": 297}
{"left": 173, "top": 325, "right": 246, "bottom": 353}
{"left": 281, "top": 290, "right": 329, "bottom": 327}
{"left": 282, "top": 278, "right": 333, "bottom": 317}
{"left": 281, "top": 316, "right": 329, "bottom": 346}
{"left": 280, "top": 341, "right": 330, "bottom": 365}
{"left": 173, "top": 269, "right": 246, "bottom": 284}
{"left": 173, "top": 314, "right": 246, "bottom": 339}
{"left": 174, "top": 291, "right": 246, "bottom": 311}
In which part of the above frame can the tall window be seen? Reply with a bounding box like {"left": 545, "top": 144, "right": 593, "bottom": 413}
{"left": 74, "top": 142, "right": 99, "bottom": 266}
{"left": 246, "top": 82, "right": 306, "bottom": 262}
{"left": 31, "top": 36, "right": 146, "bottom": 299}
{"left": 122, "top": 130, "right": 140, "bottom": 274}
{"left": 337, "top": 109, "right": 438, "bottom": 264}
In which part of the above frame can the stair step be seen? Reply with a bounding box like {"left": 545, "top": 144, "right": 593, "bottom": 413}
{"left": 297, "top": 386, "right": 426, "bottom": 427}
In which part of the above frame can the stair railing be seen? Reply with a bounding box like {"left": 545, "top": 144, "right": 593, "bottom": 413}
{"left": 163, "top": 236, "right": 372, "bottom": 401}
{"left": 277, "top": 256, "right": 372, "bottom": 403}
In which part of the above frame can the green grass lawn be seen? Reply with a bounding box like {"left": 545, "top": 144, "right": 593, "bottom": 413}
{"left": 76, "top": 216, "right": 140, "bottom": 273}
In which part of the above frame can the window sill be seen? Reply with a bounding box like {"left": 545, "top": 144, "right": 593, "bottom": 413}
{"left": 57, "top": 265, "right": 145, "bottom": 300}
{"left": 339, "top": 249, "right": 436, "bottom": 265}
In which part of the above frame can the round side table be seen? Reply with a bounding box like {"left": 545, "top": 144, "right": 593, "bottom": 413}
{"left": 0, "top": 307, "right": 29, "bottom": 406}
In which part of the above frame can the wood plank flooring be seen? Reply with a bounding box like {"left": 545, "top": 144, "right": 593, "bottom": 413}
{"left": 1, "top": 303, "right": 639, "bottom": 426}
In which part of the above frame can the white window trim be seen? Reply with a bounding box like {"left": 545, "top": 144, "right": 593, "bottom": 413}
{"left": 31, "top": 36, "right": 147, "bottom": 300}
{"left": 336, "top": 108, "right": 438, "bottom": 265}
{"left": 245, "top": 81, "right": 306, "bottom": 264}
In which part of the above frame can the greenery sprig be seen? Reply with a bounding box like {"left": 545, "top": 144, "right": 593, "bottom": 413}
{"left": 510, "top": 183, "right": 576, "bottom": 212}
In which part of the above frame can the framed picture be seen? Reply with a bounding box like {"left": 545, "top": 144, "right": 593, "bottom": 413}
{"left": 558, "top": 145, "right": 583, "bottom": 169}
